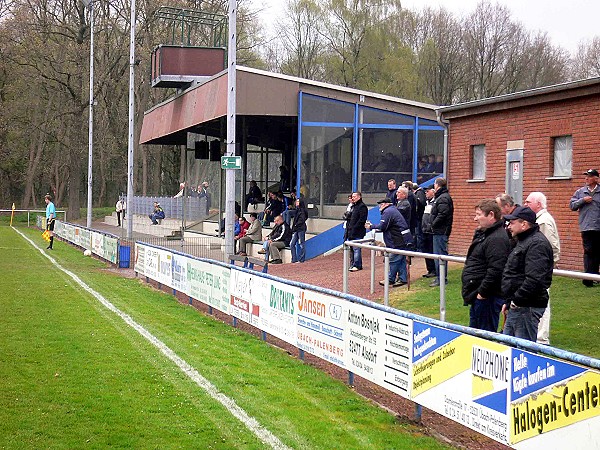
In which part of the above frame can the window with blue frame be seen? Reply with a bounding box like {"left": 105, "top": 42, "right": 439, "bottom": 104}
{"left": 298, "top": 92, "right": 444, "bottom": 217}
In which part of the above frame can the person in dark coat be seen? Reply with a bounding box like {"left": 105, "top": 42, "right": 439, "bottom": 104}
{"left": 429, "top": 177, "right": 454, "bottom": 286}
{"left": 366, "top": 198, "right": 411, "bottom": 287}
{"left": 290, "top": 198, "right": 308, "bottom": 263}
{"left": 245, "top": 180, "right": 263, "bottom": 206}
{"left": 420, "top": 187, "right": 437, "bottom": 277}
{"left": 346, "top": 192, "right": 368, "bottom": 271}
{"left": 413, "top": 184, "right": 427, "bottom": 252}
{"left": 461, "top": 199, "right": 512, "bottom": 332}
{"left": 501, "top": 206, "right": 554, "bottom": 342}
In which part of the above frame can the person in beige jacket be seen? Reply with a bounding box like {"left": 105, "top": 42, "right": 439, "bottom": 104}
{"left": 236, "top": 213, "right": 263, "bottom": 255}
{"left": 524, "top": 191, "right": 560, "bottom": 345}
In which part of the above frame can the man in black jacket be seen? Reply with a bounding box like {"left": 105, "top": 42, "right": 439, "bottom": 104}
{"left": 501, "top": 206, "right": 554, "bottom": 342}
{"left": 462, "top": 199, "right": 511, "bottom": 332}
{"left": 430, "top": 177, "right": 454, "bottom": 287}
{"left": 347, "top": 192, "right": 368, "bottom": 271}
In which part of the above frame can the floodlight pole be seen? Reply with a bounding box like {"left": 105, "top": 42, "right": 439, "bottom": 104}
{"left": 84, "top": 0, "right": 94, "bottom": 229}
{"left": 224, "top": 0, "right": 236, "bottom": 258}
{"left": 126, "top": 0, "right": 135, "bottom": 240}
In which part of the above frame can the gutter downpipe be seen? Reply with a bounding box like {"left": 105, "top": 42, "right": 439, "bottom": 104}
{"left": 435, "top": 108, "right": 450, "bottom": 181}
{"left": 435, "top": 108, "right": 450, "bottom": 322}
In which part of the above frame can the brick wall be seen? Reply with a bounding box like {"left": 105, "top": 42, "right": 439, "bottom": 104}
{"left": 446, "top": 94, "right": 600, "bottom": 270}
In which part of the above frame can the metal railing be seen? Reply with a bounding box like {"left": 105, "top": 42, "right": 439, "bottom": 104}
{"left": 0, "top": 209, "right": 67, "bottom": 226}
{"left": 343, "top": 239, "right": 600, "bottom": 322}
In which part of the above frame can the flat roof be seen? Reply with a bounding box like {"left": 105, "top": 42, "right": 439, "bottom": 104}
{"left": 140, "top": 66, "right": 440, "bottom": 145}
{"left": 437, "top": 77, "right": 600, "bottom": 119}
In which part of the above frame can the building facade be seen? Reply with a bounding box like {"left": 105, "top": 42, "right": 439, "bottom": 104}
{"left": 439, "top": 78, "right": 600, "bottom": 270}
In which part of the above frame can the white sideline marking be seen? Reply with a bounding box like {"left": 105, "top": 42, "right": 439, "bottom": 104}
{"left": 14, "top": 228, "right": 290, "bottom": 450}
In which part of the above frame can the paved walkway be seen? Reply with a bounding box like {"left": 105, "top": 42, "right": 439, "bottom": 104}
{"left": 266, "top": 250, "right": 433, "bottom": 303}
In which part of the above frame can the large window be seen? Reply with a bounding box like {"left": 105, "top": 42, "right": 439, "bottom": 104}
{"left": 360, "top": 129, "right": 413, "bottom": 193}
{"left": 300, "top": 127, "right": 353, "bottom": 208}
{"left": 472, "top": 144, "right": 486, "bottom": 180}
{"left": 302, "top": 95, "right": 354, "bottom": 123}
{"left": 553, "top": 135, "right": 572, "bottom": 177}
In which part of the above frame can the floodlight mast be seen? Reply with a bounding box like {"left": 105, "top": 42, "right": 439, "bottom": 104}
{"left": 82, "top": 0, "right": 94, "bottom": 229}
{"left": 126, "top": 0, "right": 135, "bottom": 240}
{"left": 224, "top": 0, "right": 236, "bottom": 258}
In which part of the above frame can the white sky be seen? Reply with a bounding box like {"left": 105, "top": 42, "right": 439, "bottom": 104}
{"left": 252, "top": 0, "right": 599, "bottom": 54}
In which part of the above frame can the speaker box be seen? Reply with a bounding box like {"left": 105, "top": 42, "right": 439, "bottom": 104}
{"left": 209, "top": 140, "right": 221, "bottom": 161}
{"left": 194, "top": 141, "right": 209, "bottom": 159}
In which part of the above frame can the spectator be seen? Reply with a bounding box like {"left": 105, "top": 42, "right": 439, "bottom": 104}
{"left": 197, "top": 181, "right": 211, "bottom": 216}
{"left": 290, "top": 198, "right": 308, "bottom": 263}
{"left": 386, "top": 179, "right": 398, "bottom": 205}
{"left": 413, "top": 183, "right": 427, "bottom": 252}
{"left": 524, "top": 191, "right": 560, "bottom": 344}
{"left": 245, "top": 180, "right": 263, "bottom": 206}
{"left": 402, "top": 181, "right": 418, "bottom": 235}
{"left": 115, "top": 197, "right": 125, "bottom": 227}
{"left": 149, "top": 202, "right": 165, "bottom": 225}
{"left": 236, "top": 213, "right": 262, "bottom": 256}
{"left": 366, "top": 198, "right": 411, "bottom": 288}
{"left": 44, "top": 194, "right": 56, "bottom": 250}
{"left": 569, "top": 169, "right": 600, "bottom": 287}
{"left": 461, "top": 199, "right": 511, "bottom": 332}
{"left": 429, "top": 177, "right": 454, "bottom": 287}
{"left": 259, "top": 191, "right": 284, "bottom": 226}
{"left": 237, "top": 216, "right": 250, "bottom": 237}
{"left": 174, "top": 182, "right": 185, "bottom": 198}
{"left": 396, "top": 186, "right": 412, "bottom": 226}
{"left": 258, "top": 215, "right": 291, "bottom": 264}
{"left": 496, "top": 193, "right": 520, "bottom": 246}
{"left": 420, "top": 187, "right": 437, "bottom": 278}
{"left": 282, "top": 189, "right": 298, "bottom": 225}
{"left": 347, "top": 192, "right": 368, "bottom": 272}
{"left": 501, "top": 206, "right": 554, "bottom": 342}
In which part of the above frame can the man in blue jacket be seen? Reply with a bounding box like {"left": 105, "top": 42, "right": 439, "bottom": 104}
{"left": 366, "top": 198, "right": 412, "bottom": 287}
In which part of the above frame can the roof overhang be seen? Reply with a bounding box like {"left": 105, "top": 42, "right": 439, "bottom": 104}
{"left": 140, "top": 66, "right": 440, "bottom": 145}
{"left": 437, "top": 77, "right": 600, "bottom": 120}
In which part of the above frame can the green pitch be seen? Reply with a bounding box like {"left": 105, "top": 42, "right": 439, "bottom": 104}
{"left": 0, "top": 225, "right": 451, "bottom": 449}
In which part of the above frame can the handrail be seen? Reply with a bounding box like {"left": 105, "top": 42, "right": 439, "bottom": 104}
{"left": 343, "top": 239, "right": 600, "bottom": 321}
{"left": 135, "top": 239, "right": 600, "bottom": 372}
{"left": 1, "top": 209, "right": 68, "bottom": 227}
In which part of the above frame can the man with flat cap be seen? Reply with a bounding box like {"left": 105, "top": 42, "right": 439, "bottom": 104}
{"left": 500, "top": 206, "right": 554, "bottom": 342}
{"left": 366, "top": 198, "right": 412, "bottom": 287}
{"left": 569, "top": 169, "right": 600, "bottom": 287}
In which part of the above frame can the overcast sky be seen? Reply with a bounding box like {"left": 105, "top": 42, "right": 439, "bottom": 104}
{"left": 252, "top": 0, "right": 599, "bottom": 54}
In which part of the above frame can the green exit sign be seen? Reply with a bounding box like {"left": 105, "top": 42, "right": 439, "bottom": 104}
{"left": 221, "top": 156, "right": 242, "bottom": 170}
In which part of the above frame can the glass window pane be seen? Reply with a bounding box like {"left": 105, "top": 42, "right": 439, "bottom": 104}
{"left": 417, "top": 130, "right": 444, "bottom": 184}
{"left": 302, "top": 94, "right": 354, "bottom": 123}
{"left": 360, "top": 129, "right": 413, "bottom": 193}
{"left": 472, "top": 145, "right": 486, "bottom": 180}
{"left": 554, "top": 136, "right": 572, "bottom": 177}
{"left": 300, "top": 126, "right": 354, "bottom": 217}
{"left": 360, "top": 106, "right": 414, "bottom": 125}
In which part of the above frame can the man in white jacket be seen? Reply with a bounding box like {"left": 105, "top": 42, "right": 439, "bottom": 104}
{"left": 524, "top": 191, "right": 560, "bottom": 345}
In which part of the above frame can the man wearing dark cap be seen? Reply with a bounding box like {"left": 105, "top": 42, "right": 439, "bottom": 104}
{"left": 366, "top": 198, "right": 412, "bottom": 287}
{"left": 569, "top": 169, "right": 600, "bottom": 287}
{"left": 501, "top": 206, "right": 554, "bottom": 342}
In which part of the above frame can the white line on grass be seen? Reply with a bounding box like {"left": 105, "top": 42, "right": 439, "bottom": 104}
{"left": 14, "top": 228, "right": 291, "bottom": 450}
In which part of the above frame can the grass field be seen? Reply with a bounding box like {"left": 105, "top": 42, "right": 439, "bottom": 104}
{"left": 0, "top": 225, "right": 451, "bottom": 449}
{"left": 388, "top": 265, "right": 600, "bottom": 359}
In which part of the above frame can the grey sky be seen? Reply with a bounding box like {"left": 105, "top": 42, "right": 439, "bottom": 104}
{"left": 253, "top": 0, "right": 599, "bottom": 54}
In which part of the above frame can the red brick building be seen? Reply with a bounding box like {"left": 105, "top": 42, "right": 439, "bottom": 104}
{"left": 438, "top": 77, "right": 600, "bottom": 270}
